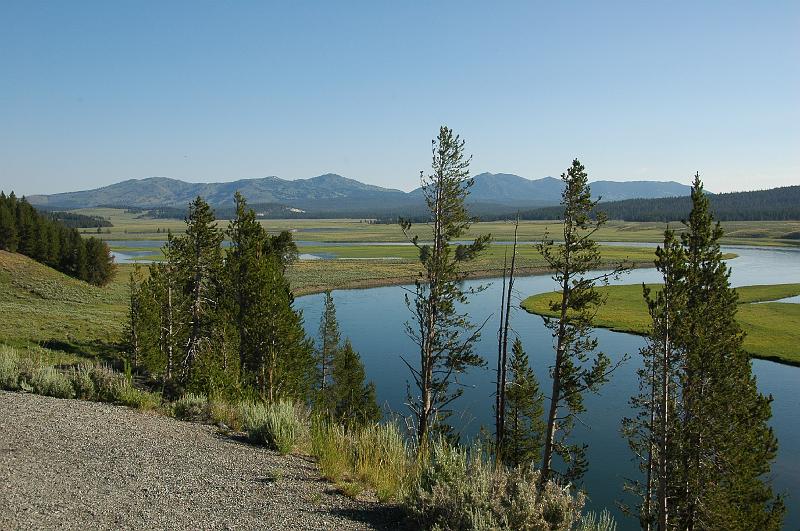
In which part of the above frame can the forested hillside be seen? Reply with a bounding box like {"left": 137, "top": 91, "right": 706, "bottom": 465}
{"left": 510, "top": 186, "right": 800, "bottom": 222}
{"left": 0, "top": 192, "right": 116, "bottom": 286}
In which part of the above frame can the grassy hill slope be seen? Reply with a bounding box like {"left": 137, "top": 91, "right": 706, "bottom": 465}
{"left": 0, "top": 250, "right": 129, "bottom": 356}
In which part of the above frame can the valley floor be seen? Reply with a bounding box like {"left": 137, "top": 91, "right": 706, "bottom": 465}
{"left": 0, "top": 391, "right": 406, "bottom": 531}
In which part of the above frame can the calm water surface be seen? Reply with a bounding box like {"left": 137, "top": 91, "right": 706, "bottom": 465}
{"left": 295, "top": 246, "right": 800, "bottom": 529}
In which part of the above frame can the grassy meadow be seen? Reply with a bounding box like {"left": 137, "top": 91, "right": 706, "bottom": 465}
{"left": 521, "top": 283, "right": 800, "bottom": 365}
{"left": 78, "top": 208, "right": 800, "bottom": 246}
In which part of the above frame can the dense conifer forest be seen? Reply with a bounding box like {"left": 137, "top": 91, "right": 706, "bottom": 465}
{"left": 512, "top": 185, "right": 800, "bottom": 222}
{"left": 0, "top": 192, "right": 116, "bottom": 286}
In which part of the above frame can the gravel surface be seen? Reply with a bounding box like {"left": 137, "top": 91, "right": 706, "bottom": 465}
{"left": 0, "top": 391, "right": 408, "bottom": 530}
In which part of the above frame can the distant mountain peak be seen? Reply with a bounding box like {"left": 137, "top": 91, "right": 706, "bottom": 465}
{"left": 26, "top": 172, "right": 694, "bottom": 213}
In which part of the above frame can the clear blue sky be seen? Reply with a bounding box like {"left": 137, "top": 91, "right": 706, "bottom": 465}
{"left": 1, "top": 1, "right": 798, "bottom": 195}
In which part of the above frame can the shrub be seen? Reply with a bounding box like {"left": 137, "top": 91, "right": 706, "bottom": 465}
{"left": 0, "top": 347, "right": 20, "bottom": 390}
{"left": 310, "top": 420, "right": 411, "bottom": 501}
{"left": 112, "top": 379, "right": 161, "bottom": 410}
{"left": 353, "top": 422, "right": 410, "bottom": 501}
{"left": 208, "top": 398, "right": 242, "bottom": 430}
{"left": 311, "top": 420, "right": 352, "bottom": 484}
{"left": 30, "top": 366, "right": 75, "bottom": 399}
{"left": 68, "top": 364, "right": 96, "bottom": 400}
{"left": 89, "top": 364, "right": 125, "bottom": 401}
{"left": 173, "top": 393, "right": 209, "bottom": 421}
{"left": 577, "top": 510, "right": 617, "bottom": 531}
{"left": 240, "top": 399, "right": 307, "bottom": 455}
{"left": 404, "top": 438, "right": 585, "bottom": 530}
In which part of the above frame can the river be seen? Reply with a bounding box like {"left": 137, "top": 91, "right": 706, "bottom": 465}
{"left": 294, "top": 245, "right": 800, "bottom": 529}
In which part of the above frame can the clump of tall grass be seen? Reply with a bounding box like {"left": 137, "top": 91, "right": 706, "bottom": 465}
{"left": 240, "top": 399, "right": 307, "bottom": 455}
{"left": 577, "top": 510, "right": 617, "bottom": 531}
{"left": 310, "top": 420, "right": 411, "bottom": 501}
{"left": 173, "top": 393, "right": 209, "bottom": 421}
{"left": 89, "top": 364, "right": 124, "bottom": 401}
{"left": 68, "top": 363, "right": 96, "bottom": 400}
{"left": 30, "top": 366, "right": 75, "bottom": 399}
{"left": 0, "top": 346, "right": 21, "bottom": 390}
{"left": 404, "top": 438, "right": 586, "bottom": 530}
{"left": 113, "top": 379, "right": 162, "bottom": 410}
{"left": 208, "top": 398, "right": 242, "bottom": 430}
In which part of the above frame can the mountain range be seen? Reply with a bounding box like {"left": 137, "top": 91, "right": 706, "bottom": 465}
{"left": 26, "top": 173, "right": 693, "bottom": 216}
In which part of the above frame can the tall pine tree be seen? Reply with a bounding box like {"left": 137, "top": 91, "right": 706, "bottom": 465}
{"left": 674, "top": 175, "right": 783, "bottom": 530}
{"left": 399, "top": 126, "right": 490, "bottom": 446}
{"left": 538, "top": 159, "right": 628, "bottom": 485}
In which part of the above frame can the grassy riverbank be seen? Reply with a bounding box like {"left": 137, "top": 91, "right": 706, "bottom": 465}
{"left": 521, "top": 283, "right": 800, "bottom": 365}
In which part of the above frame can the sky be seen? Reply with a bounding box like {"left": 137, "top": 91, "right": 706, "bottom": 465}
{"left": 1, "top": 1, "right": 798, "bottom": 196}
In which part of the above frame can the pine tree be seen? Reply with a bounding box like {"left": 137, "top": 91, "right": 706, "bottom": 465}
{"left": 259, "top": 254, "right": 315, "bottom": 401}
{"left": 0, "top": 196, "right": 18, "bottom": 251}
{"left": 399, "top": 126, "right": 490, "bottom": 446}
{"left": 226, "top": 192, "right": 268, "bottom": 388}
{"left": 538, "top": 159, "right": 628, "bottom": 485}
{"left": 173, "top": 196, "right": 224, "bottom": 389}
{"left": 674, "top": 175, "right": 783, "bottom": 530}
{"left": 623, "top": 228, "right": 686, "bottom": 530}
{"left": 502, "top": 338, "right": 545, "bottom": 469}
{"left": 329, "top": 339, "right": 381, "bottom": 427}
{"left": 316, "top": 290, "right": 341, "bottom": 412}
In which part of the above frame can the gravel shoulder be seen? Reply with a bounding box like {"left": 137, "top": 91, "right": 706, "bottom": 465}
{"left": 0, "top": 391, "right": 407, "bottom": 530}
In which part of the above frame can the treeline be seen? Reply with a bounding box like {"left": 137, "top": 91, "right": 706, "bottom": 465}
{"left": 127, "top": 193, "right": 379, "bottom": 425}
{"left": 511, "top": 185, "right": 800, "bottom": 222}
{"left": 0, "top": 192, "right": 116, "bottom": 286}
{"left": 47, "top": 211, "right": 113, "bottom": 228}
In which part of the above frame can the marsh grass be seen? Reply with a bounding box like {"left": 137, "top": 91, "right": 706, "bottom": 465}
{"left": 522, "top": 283, "right": 800, "bottom": 364}
{"left": 240, "top": 399, "right": 307, "bottom": 455}
{"left": 311, "top": 419, "right": 411, "bottom": 502}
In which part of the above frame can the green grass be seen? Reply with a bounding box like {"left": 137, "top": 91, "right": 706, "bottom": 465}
{"left": 521, "top": 283, "right": 800, "bottom": 365}
{"left": 75, "top": 208, "right": 800, "bottom": 246}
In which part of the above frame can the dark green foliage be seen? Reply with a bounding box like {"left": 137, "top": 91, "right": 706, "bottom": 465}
{"left": 538, "top": 159, "right": 628, "bottom": 485}
{"left": 46, "top": 211, "right": 112, "bottom": 228}
{"left": 316, "top": 290, "right": 341, "bottom": 412}
{"left": 172, "top": 197, "right": 226, "bottom": 390}
{"left": 225, "top": 192, "right": 314, "bottom": 401}
{"left": 502, "top": 338, "right": 545, "bottom": 468}
{"left": 127, "top": 193, "right": 315, "bottom": 403}
{"left": 0, "top": 191, "right": 115, "bottom": 286}
{"left": 622, "top": 228, "right": 686, "bottom": 529}
{"left": 674, "top": 176, "right": 783, "bottom": 530}
{"left": 514, "top": 185, "right": 800, "bottom": 222}
{"left": 624, "top": 175, "right": 784, "bottom": 530}
{"left": 399, "top": 126, "right": 490, "bottom": 445}
{"left": 329, "top": 340, "right": 381, "bottom": 427}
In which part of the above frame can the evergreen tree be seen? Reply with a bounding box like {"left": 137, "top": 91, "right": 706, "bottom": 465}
{"left": 173, "top": 196, "right": 224, "bottom": 389}
{"left": 0, "top": 195, "right": 17, "bottom": 251}
{"left": 226, "top": 192, "right": 268, "bottom": 387}
{"left": 674, "top": 175, "right": 783, "bottom": 530}
{"left": 399, "top": 126, "right": 490, "bottom": 446}
{"left": 502, "top": 338, "right": 545, "bottom": 469}
{"left": 537, "top": 159, "right": 628, "bottom": 485}
{"left": 622, "top": 229, "right": 686, "bottom": 530}
{"left": 258, "top": 254, "right": 315, "bottom": 401}
{"left": 329, "top": 339, "right": 381, "bottom": 427}
{"left": 316, "top": 290, "right": 341, "bottom": 411}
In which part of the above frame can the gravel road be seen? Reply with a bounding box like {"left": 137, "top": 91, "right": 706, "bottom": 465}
{"left": 0, "top": 391, "right": 408, "bottom": 530}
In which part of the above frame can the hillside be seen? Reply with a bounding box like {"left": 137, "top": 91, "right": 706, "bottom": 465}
{"left": 509, "top": 185, "right": 800, "bottom": 223}
{"left": 0, "top": 250, "right": 128, "bottom": 352}
{"left": 25, "top": 172, "right": 693, "bottom": 216}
